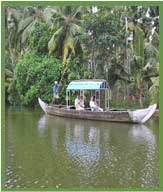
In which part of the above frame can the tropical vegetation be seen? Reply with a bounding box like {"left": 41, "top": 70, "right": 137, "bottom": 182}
{"left": 5, "top": 6, "right": 159, "bottom": 108}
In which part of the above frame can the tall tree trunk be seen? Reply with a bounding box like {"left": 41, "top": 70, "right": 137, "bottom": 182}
{"left": 124, "top": 83, "right": 129, "bottom": 101}
{"left": 137, "top": 79, "right": 144, "bottom": 108}
{"left": 59, "top": 65, "right": 68, "bottom": 93}
{"left": 91, "top": 49, "right": 96, "bottom": 78}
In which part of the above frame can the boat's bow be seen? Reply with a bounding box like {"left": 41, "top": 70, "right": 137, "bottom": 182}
{"left": 38, "top": 98, "right": 48, "bottom": 114}
{"left": 128, "top": 104, "right": 157, "bottom": 123}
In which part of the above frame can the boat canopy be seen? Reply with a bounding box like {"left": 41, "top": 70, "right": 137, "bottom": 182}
{"left": 66, "top": 79, "right": 109, "bottom": 90}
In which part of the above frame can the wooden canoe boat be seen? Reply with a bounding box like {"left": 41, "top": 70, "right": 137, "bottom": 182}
{"left": 38, "top": 98, "right": 157, "bottom": 124}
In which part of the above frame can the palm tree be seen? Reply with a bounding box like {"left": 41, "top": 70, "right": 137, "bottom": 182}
{"left": 5, "top": 6, "right": 54, "bottom": 103}
{"left": 6, "top": 6, "right": 54, "bottom": 62}
{"left": 149, "top": 76, "right": 159, "bottom": 105}
{"left": 48, "top": 6, "right": 88, "bottom": 64}
{"left": 6, "top": 6, "right": 23, "bottom": 66}
{"left": 126, "top": 6, "right": 159, "bottom": 107}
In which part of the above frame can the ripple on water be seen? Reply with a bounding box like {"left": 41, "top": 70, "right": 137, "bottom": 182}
{"left": 34, "top": 180, "right": 39, "bottom": 184}
{"left": 40, "top": 185, "right": 45, "bottom": 188}
{"left": 16, "top": 185, "right": 21, "bottom": 188}
{"left": 6, "top": 179, "right": 12, "bottom": 184}
{"left": 4, "top": 184, "right": 8, "bottom": 187}
{"left": 13, "top": 179, "right": 17, "bottom": 183}
{"left": 6, "top": 172, "right": 10, "bottom": 176}
{"left": 5, "top": 110, "right": 159, "bottom": 189}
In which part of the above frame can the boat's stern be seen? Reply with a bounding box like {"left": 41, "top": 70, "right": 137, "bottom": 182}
{"left": 128, "top": 104, "right": 157, "bottom": 124}
{"left": 141, "top": 104, "right": 157, "bottom": 123}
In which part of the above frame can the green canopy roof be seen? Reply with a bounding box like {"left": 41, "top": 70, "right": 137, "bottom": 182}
{"left": 66, "top": 79, "right": 109, "bottom": 90}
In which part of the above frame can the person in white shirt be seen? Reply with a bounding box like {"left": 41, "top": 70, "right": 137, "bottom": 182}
{"left": 89, "top": 96, "right": 103, "bottom": 112}
{"left": 75, "top": 95, "right": 84, "bottom": 110}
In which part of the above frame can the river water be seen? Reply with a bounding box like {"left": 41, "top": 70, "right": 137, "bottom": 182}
{"left": 4, "top": 107, "right": 159, "bottom": 189}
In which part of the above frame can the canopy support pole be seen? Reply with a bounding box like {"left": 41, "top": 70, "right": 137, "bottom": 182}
{"left": 69, "top": 91, "right": 70, "bottom": 107}
{"left": 99, "top": 90, "right": 100, "bottom": 107}
{"left": 66, "top": 90, "right": 70, "bottom": 109}
{"left": 108, "top": 89, "right": 110, "bottom": 109}
{"left": 66, "top": 90, "right": 68, "bottom": 108}
{"left": 105, "top": 89, "right": 106, "bottom": 109}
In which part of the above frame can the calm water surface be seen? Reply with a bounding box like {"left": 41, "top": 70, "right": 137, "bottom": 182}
{"left": 4, "top": 107, "right": 159, "bottom": 189}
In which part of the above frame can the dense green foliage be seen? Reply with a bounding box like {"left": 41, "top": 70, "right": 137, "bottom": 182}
{"left": 5, "top": 6, "right": 159, "bottom": 107}
{"left": 29, "top": 22, "right": 52, "bottom": 54}
{"left": 7, "top": 20, "right": 90, "bottom": 106}
{"left": 79, "top": 7, "right": 126, "bottom": 82}
{"left": 9, "top": 52, "right": 64, "bottom": 106}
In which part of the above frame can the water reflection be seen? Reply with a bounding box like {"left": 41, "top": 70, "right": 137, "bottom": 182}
{"left": 38, "top": 115, "right": 59, "bottom": 153}
{"left": 66, "top": 124, "right": 100, "bottom": 168}
{"left": 38, "top": 115, "right": 47, "bottom": 137}
{"left": 51, "top": 128, "right": 58, "bottom": 154}
{"left": 5, "top": 108, "right": 159, "bottom": 189}
{"left": 36, "top": 115, "right": 159, "bottom": 188}
{"left": 38, "top": 115, "right": 156, "bottom": 150}
{"left": 128, "top": 124, "right": 158, "bottom": 188}
{"left": 128, "top": 124, "right": 156, "bottom": 144}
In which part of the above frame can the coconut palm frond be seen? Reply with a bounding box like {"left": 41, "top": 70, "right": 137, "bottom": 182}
{"left": 150, "top": 76, "right": 159, "bottom": 86}
{"left": 48, "top": 27, "right": 63, "bottom": 55}
{"left": 43, "top": 7, "right": 58, "bottom": 26}
{"left": 143, "top": 60, "right": 153, "bottom": 71}
{"left": 64, "top": 7, "right": 74, "bottom": 16}
{"left": 48, "top": 7, "right": 85, "bottom": 63}
{"left": 18, "top": 16, "right": 34, "bottom": 33}
{"left": 70, "top": 23, "right": 83, "bottom": 35}
{"left": 145, "top": 42, "right": 159, "bottom": 58}
{"left": 21, "top": 20, "right": 36, "bottom": 44}
{"left": 62, "top": 35, "right": 75, "bottom": 64}
{"left": 5, "top": 68, "right": 14, "bottom": 77}
{"left": 149, "top": 76, "right": 159, "bottom": 104}
{"left": 7, "top": 7, "right": 23, "bottom": 22}
{"left": 72, "top": 7, "right": 89, "bottom": 18}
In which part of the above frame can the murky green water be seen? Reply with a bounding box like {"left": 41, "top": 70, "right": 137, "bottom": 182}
{"left": 4, "top": 107, "right": 159, "bottom": 189}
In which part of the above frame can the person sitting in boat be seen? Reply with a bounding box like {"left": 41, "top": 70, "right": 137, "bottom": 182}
{"left": 75, "top": 94, "right": 84, "bottom": 110}
{"left": 52, "top": 81, "right": 59, "bottom": 104}
{"left": 89, "top": 96, "right": 103, "bottom": 112}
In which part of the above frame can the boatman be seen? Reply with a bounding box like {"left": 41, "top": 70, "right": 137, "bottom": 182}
{"left": 53, "top": 81, "right": 59, "bottom": 104}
